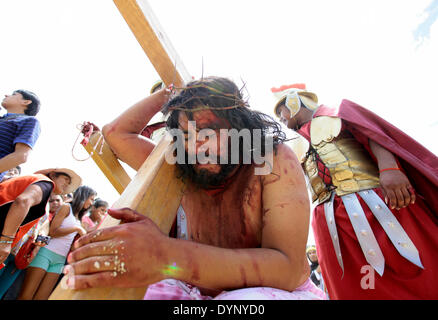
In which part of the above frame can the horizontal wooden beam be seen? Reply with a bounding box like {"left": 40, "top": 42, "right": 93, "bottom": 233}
{"left": 83, "top": 132, "right": 131, "bottom": 195}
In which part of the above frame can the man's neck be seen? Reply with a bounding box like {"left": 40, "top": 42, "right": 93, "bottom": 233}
{"left": 5, "top": 105, "right": 26, "bottom": 115}
{"left": 304, "top": 106, "right": 318, "bottom": 122}
{"left": 297, "top": 107, "right": 319, "bottom": 129}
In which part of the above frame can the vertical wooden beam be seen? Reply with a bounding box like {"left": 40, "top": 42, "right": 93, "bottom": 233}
{"left": 49, "top": 134, "right": 185, "bottom": 300}
{"left": 79, "top": 0, "right": 193, "bottom": 196}
{"left": 49, "top": 1, "right": 193, "bottom": 299}
{"left": 113, "top": 0, "right": 192, "bottom": 87}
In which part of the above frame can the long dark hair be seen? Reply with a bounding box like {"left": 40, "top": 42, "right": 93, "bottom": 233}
{"left": 70, "top": 185, "right": 97, "bottom": 220}
{"left": 162, "top": 76, "right": 286, "bottom": 187}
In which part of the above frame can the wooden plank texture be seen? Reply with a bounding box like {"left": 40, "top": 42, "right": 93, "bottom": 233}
{"left": 49, "top": 134, "right": 185, "bottom": 300}
{"left": 114, "top": 0, "right": 191, "bottom": 87}
{"left": 49, "top": 0, "right": 192, "bottom": 299}
{"left": 80, "top": 0, "right": 192, "bottom": 196}
{"left": 83, "top": 132, "right": 132, "bottom": 195}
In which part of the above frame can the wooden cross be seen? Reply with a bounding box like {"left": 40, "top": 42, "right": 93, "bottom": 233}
{"left": 49, "top": 0, "right": 191, "bottom": 300}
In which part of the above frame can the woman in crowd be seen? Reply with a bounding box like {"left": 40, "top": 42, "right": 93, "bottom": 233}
{"left": 0, "top": 167, "right": 81, "bottom": 298}
{"left": 81, "top": 198, "right": 108, "bottom": 233}
{"left": 18, "top": 185, "right": 97, "bottom": 300}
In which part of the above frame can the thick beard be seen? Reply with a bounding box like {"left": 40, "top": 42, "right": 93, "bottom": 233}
{"left": 175, "top": 152, "right": 239, "bottom": 189}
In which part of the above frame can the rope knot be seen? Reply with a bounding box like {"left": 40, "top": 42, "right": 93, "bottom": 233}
{"left": 80, "top": 122, "right": 100, "bottom": 146}
{"left": 72, "top": 121, "right": 104, "bottom": 161}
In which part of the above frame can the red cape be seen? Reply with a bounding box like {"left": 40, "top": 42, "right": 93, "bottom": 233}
{"left": 313, "top": 100, "right": 438, "bottom": 213}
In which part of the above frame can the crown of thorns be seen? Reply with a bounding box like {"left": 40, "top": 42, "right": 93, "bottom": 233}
{"left": 166, "top": 83, "right": 249, "bottom": 112}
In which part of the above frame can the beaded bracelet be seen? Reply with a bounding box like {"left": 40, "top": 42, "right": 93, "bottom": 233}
{"left": 0, "top": 234, "right": 15, "bottom": 240}
{"left": 0, "top": 240, "right": 13, "bottom": 244}
{"left": 379, "top": 167, "right": 401, "bottom": 173}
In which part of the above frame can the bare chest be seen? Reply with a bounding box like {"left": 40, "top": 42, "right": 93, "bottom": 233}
{"left": 181, "top": 167, "right": 263, "bottom": 248}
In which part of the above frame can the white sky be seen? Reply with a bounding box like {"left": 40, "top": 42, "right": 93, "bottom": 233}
{"left": 1, "top": 0, "right": 437, "bottom": 245}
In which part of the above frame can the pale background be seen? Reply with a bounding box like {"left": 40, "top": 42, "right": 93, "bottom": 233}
{"left": 1, "top": 0, "right": 437, "bottom": 245}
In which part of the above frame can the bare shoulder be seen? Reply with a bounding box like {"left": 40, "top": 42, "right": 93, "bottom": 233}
{"left": 57, "top": 204, "right": 71, "bottom": 217}
{"left": 261, "top": 143, "right": 303, "bottom": 183}
{"left": 260, "top": 142, "right": 310, "bottom": 262}
{"left": 274, "top": 143, "right": 301, "bottom": 164}
{"left": 260, "top": 142, "right": 309, "bottom": 209}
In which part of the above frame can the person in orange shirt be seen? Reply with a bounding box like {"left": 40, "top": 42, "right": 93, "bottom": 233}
{"left": 0, "top": 167, "right": 81, "bottom": 297}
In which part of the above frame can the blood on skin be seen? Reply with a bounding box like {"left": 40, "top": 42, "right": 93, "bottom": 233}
{"left": 129, "top": 118, "right": 148, "bottom": 132}
{"left": 239, "top": 266, "right": 248, "bottom": 287}
{"left": 103, "top": 120, "right": 118, "bottom": 137}
{"left": 184, "top": 248, "right": 200, "bottom": 281}
{"left": 263, "top": 174, "right": 280, "bottom": 186}
{"left": 274, "top": 202, "right": 292, "bottom": 209}
{"left": 192, "top": 110, "right": 231, "bottom": 130}
{"left": 148, "top": 241, "right": 168, "bottom": 272}
{"left": 251, "top": 256, "right": 263, "bottom": 284}
{"left": 282, "top": 151, "right": 297, "bottom": 170}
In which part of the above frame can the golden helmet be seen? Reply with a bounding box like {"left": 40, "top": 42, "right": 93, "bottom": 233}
{"left": 271, "top": 84, "right": 318, "bottom": 119}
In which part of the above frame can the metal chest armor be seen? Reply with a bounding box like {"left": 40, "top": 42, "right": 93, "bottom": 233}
{"left": 303, "top": 116, "right": 423, "bottom": 276}
{"left": 309, "top": 116, "right": 380, "bottom": 199}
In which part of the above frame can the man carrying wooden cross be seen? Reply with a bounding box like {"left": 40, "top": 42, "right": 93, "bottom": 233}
{"left": 62, "top": 76, "right": 326, "bottom": 300}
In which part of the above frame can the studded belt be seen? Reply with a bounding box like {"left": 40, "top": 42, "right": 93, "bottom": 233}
{"left": 324, "top": 189, "right": 423, "bottom": 276}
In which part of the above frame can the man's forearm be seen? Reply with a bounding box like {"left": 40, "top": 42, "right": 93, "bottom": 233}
{"left": 160, "top": 237, "right": 306, "bottom": 292}
{"left": 101, "top": 90, "right": 168, "bottom": 170}
{"left": 102, "top": 89, "right": 168, "bottom": 138}
{"left": 2, "top": 200, "right": 31, "bottom": 237}
{"left": 0, "top": 151, "right": 28, "bottom": 175}
{"left": 369, "top": 139, "right": 398, "bottom": 170}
